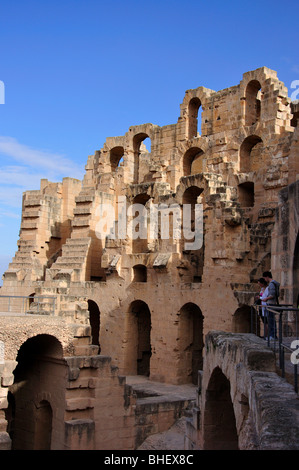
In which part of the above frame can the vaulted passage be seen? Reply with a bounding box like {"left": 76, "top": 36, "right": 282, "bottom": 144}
{"left": 203, "top": 367, "right": 238, "bottom": 450}
{"left": 125, "top": 300, "right": 152, "bottom": 376}
{"left": 178, "top": 303, "right": 204, "bottom": 384}
{"left": 245, "top": 80, "right": 261, "bottom": 126}
{"left": 7, "top": 335, "right": 65, "bottom": 450}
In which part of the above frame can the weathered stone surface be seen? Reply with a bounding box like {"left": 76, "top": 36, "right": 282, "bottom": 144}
{"left": 0, "top": 67, "right": 298, "bottom": 450}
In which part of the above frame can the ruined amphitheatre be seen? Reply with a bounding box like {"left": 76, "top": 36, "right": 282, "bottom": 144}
{"left": 0, "top": 66, "right": 299, "bottom": 450}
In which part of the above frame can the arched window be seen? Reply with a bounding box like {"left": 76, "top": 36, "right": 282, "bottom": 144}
{"left": 245, "top": 80, "right": 262, "bottom": 126}
{"left": 239, "top": 135, "right": 263, "bottom": 173}
{"left": 133, "top": 133, "right": 151, "bottom": 184}
{"left": 188, "top": 97, "right": 202, "bottom": 139}
{"left": 183, "top": 147, "right": 204, "bottom": 176}
{"left": 110, "top": 146, "right": 124, "bottom": 172}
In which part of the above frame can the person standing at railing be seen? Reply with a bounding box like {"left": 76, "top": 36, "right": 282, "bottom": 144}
{"left": 262, "top": 271, "right": 280, "bottom": 340}
{"left": 257, "top": 277, "right": 269, "bottom": 338}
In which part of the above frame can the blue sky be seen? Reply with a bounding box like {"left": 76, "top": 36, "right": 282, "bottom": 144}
{"left": 0, "top": 0, "right": 298, "bottom": 283}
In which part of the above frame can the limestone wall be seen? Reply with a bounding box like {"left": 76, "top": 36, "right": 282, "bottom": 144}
{"left": 186, "top": 331, "right": 299, "bottom": 450}
{"left": 1, "top": 66, "right": 298, "bottom": 392}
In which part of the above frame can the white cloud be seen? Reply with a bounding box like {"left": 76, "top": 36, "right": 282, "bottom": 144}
{"left": 0, "top": 136, "right": 84, "bottom": 213}
{"left": 0, "top": 136, "right": 83, "bottom": 180}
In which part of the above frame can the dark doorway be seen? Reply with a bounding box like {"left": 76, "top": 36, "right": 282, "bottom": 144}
{"left": 203, "top": 367, "right": 239, "bottom": 450}
{"left": 178, "top": 303, "right": 204, "bottom": 384}
{"left": 127, "top": 300, "right": 152, "bottom": 376}
{"left": 88, "top": 300, "right": 100, "bottom": 348}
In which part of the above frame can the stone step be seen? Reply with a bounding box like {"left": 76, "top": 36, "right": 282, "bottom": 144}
{"left": 54, "top": 262, "right": 85, "bottom": 269}
{"left": 65, "top": 397, "right": 95, "bottom": 411}
{"left": 73, "top": 345, "right": 100, "bottom": 356}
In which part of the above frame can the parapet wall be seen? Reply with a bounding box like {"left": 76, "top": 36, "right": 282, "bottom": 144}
{"left": 186, "top": 331, "right": 299, "bottom": 450}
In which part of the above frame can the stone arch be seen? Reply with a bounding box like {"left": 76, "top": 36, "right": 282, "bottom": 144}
{"left": 188, "top": 97, "right": 202, "bottom": 139}
{"left": 133, "top": 132, "right": 151, "bottom": 184}
{"left": 8, "top": 334, "right": 64, "bottom": 450}
{"left": 202, "top": 366, "right": 238, "bottom": 450}
{"left": 239, "top": 135, "right": 263, "bottom": 173}
{"left": 110, "top": 146, "right": 124, "bottom": 172}
{"left": 179, "top": 86, "right": 215, "bottom": 139}
{"left": 124, "top": 300, "right": 152, "bottom": 376}
{"left": 183, "top": 147, "right": 204, "bottom": 176}
{"left": 28, "top": 292, "right": 35, "bottom": 308}
{"left": 245, "top": 80, "right": 262, "bottom": 126}
{"left": 232, "top": 305, "right": 251, "bottom": 333}
{"left": 181, "top": 186, "right": 204, "bottom": 279}
{"left": 177, "top": 302, "right": 204, "bottom": 384}
{"left": 88, "top": 299, "right": 100, "bottom": 348}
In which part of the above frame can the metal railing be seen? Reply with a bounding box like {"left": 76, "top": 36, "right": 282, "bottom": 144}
{"left": 0, "top": 295, "right": 56, "bottom": 316}
{"left": 251, "top": 304, "right": 299, "bottom": 393}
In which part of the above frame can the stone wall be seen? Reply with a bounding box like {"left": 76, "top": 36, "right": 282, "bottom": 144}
{"left": 186, "top": 331, "right": 299, "bottom": 450}
{"left": 0, "top": 67, "right": 298, "bottom": 449}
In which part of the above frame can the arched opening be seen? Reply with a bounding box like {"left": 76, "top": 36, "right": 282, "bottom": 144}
{"left": 88, "top": 300, "right": 100, "bottom": 348}
{"left": 178, "top": 303, "right": 204, "bottom": 384}
{"left": 239, "top": 135, "right": 263, "bottom": 173}
{"left": 133, "top": 264, "right": 147, "bottom": 282}
{"left": 9, "top": 335, "right": 63, "bottom": 450}
{"left": 125, "top": 300, "right": 151, "bottom": 376}
{"left": 130, "top": 193, "right": 151, "bottom": 253}
{"left": 28, "top": 292, "right": 35, "bottom": 306}
{"left": 293, "top": 233, "right": 299, "bottom": 306}
{"left": 245, "top": 80, "right": 261, "bottom": 126}
{"left": 203, "top": 367, "right": 239, "bottom": 450}
{"left": 182, "top": 186, "right": 204, "bottom": 281}
{"left": 188, "top": 97, "right": 202, "bottom": 139}
{"left": 232, "top": 305, "right": 251, "bottom": 333}
{"left": 110, "top": 146, "right": 124, "bottom": 171}
{"left": 133, "top": 133, "right": 151, "bottom": 184}
{"left": 238, "top": 182, "right": 254, "bottom": 208}
{"left": 183, "top": 147, "right": 204, "bottom": 176}
{"left": 34, "top": 400, "right": 52, "bottom": 450}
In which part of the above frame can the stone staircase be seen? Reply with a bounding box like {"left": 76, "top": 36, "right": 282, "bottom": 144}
{"left": 48, "top": 237, "right": 91, "bottom": 282}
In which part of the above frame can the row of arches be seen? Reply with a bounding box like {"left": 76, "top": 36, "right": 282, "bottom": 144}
{"left": 186, "top": 79, "right": 263, "bottom": 141}
{"left": 89, "top": 299, "right": 204, "bottom": 383}
{"left": 108, "top": 133, "right": 151, "bottom": 183}
{"left": 183, "top": 134, "right": 264, "bottom": 177}
{"left": 107, "top": 131, "right": 264, "bottom": 184}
